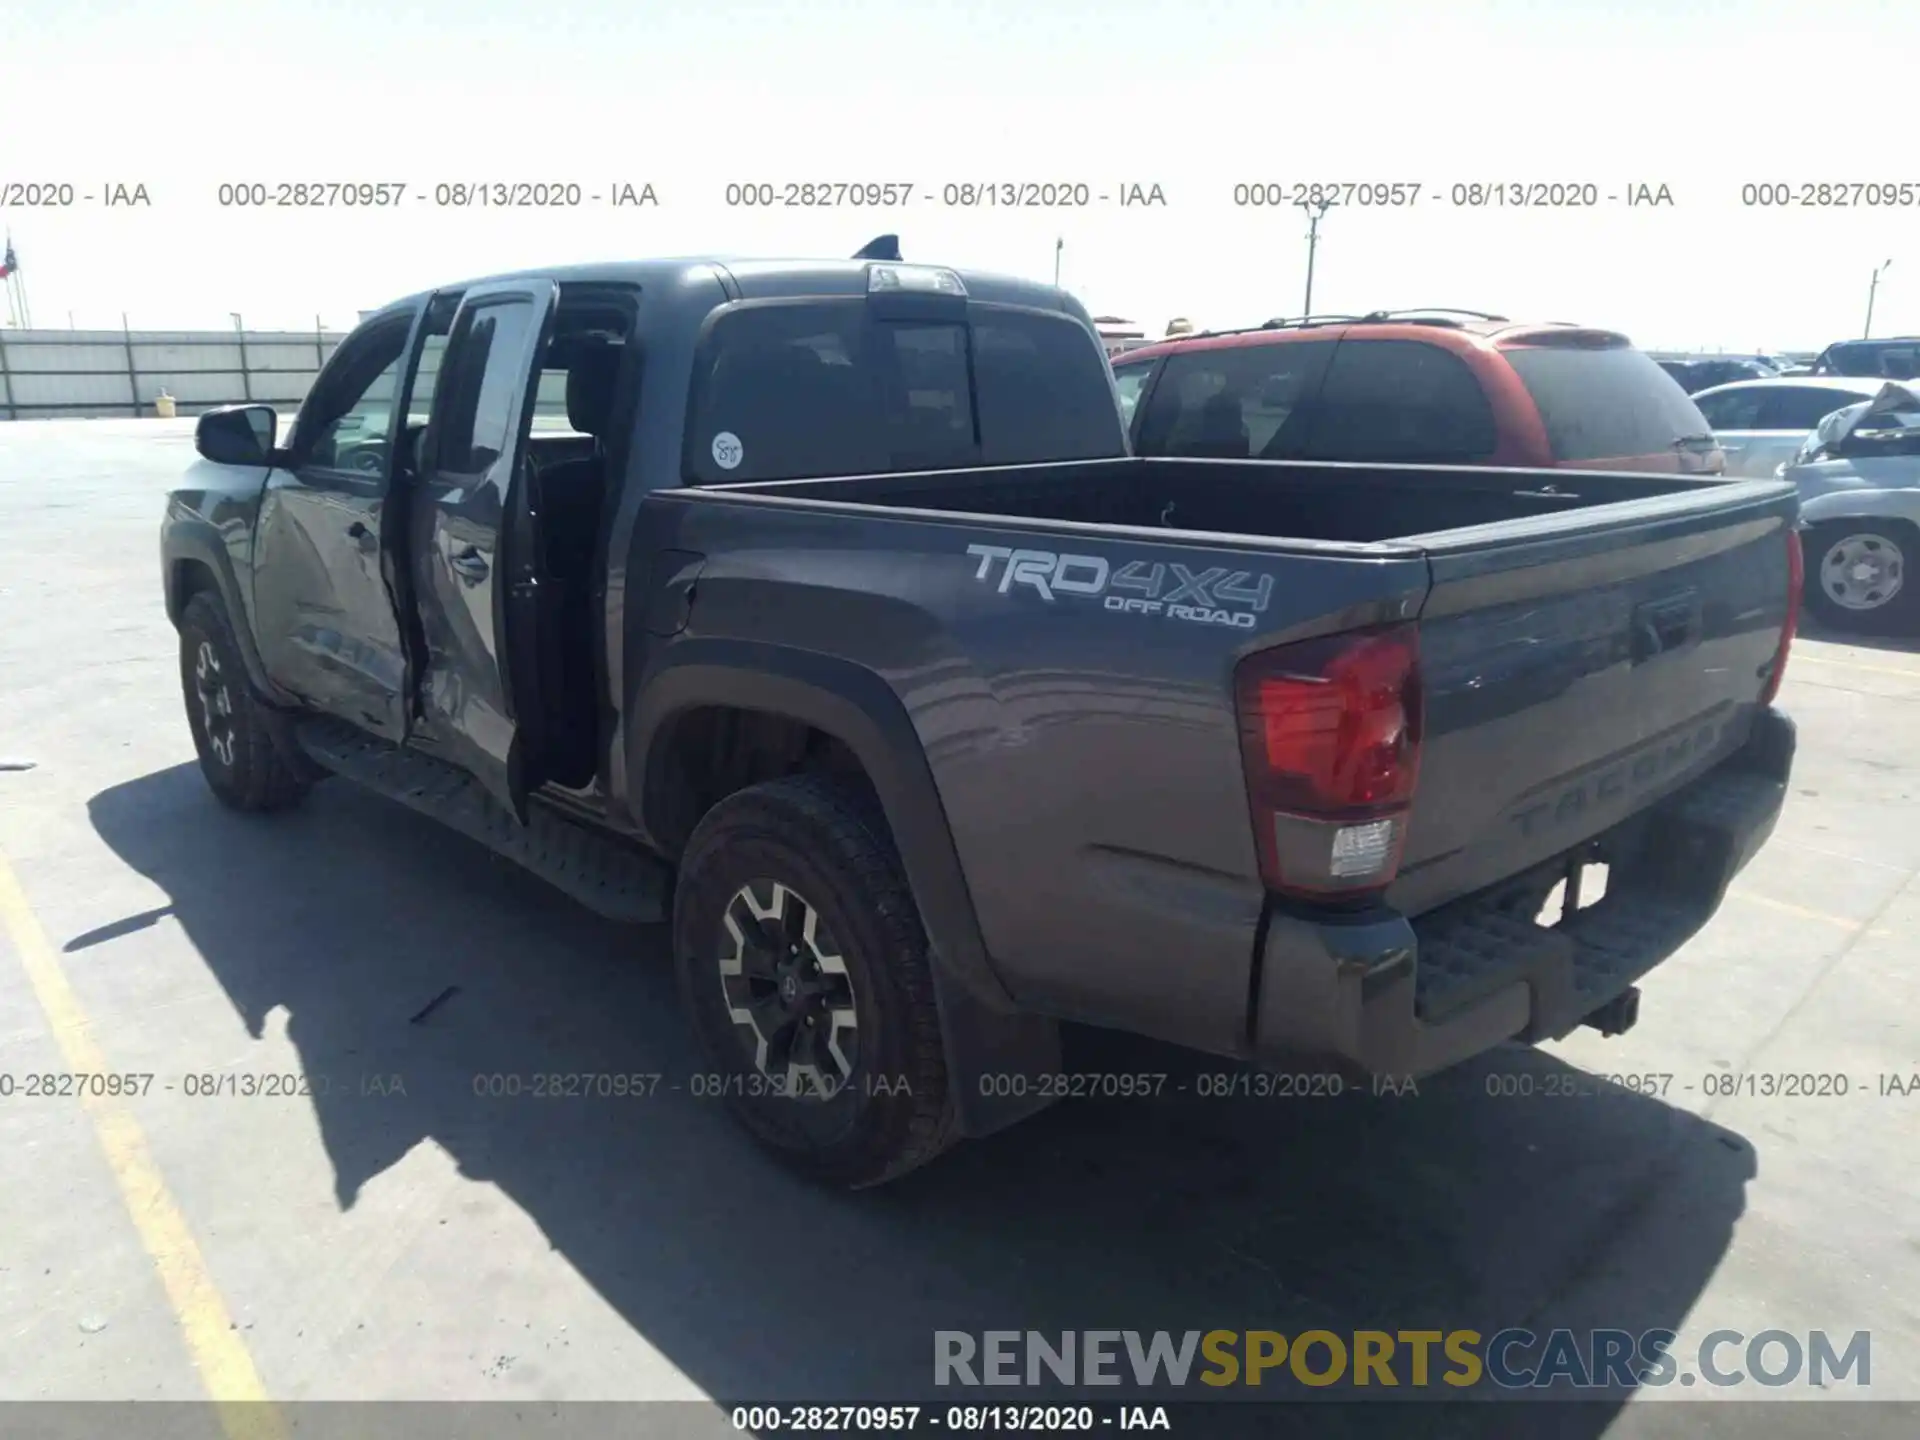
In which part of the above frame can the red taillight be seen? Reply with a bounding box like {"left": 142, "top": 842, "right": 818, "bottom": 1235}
{"left": 1234, "top": 626, "right": 1424, "bottom": 899}
{"left": 1760, "top": 526, "right": 1803, "bottom": 707}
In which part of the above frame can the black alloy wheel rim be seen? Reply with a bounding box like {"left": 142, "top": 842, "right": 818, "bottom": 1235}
{"left": 716, "top": 880, "right": 860, "bottom": 1100}
{"left": 192, "top": 637, "right": 238, "bottom": 768}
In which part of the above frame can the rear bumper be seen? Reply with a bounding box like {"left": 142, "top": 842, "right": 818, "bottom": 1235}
{"left": 1250, "top": 707, "right": 1795, "bottom": 1078}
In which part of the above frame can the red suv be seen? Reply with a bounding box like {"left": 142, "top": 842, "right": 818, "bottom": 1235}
{"left": 1110, "top": 310, "right": 1724, "bottom": 474}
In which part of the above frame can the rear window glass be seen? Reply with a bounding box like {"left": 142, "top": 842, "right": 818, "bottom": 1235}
{"left": 1134, "top": 341, "right": 1337, "bottom": 459}
{"left": 684, "top": 301, "right": 1124, "bottom": 483}
{"left": 1301, "top": 340, "right": 1497, "bottom": 463}
{"left": 1502, "top": 344, "right": 1710, "bottom": 462}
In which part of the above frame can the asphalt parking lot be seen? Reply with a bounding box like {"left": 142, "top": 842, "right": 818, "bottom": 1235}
{"left": 2, "top": 418, "right": 1918, "bottom": 1436}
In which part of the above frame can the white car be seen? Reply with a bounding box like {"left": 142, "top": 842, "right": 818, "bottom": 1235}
{"left": 1691, "top": 375, "right": 1885, "bottom": 478}
{"left": 1782, "top": 381, "right": 1920, "bottom": 633}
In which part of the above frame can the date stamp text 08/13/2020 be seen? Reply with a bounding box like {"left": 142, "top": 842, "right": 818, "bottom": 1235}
{"left": 8, "top": 1068, "right": 1917, "bottom": 1103}
{"left": 9, "top": 177, "right": 1920, "bottom": 211}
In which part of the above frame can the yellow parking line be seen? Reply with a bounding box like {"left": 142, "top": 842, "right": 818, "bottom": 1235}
{"left": 0, "top": 850, "right": 286, "bottom": 1440}
{"left": 1728, "top": 888, "right": 1888, "bottom": 935}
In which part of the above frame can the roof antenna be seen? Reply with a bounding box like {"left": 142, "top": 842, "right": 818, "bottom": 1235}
{"left": 853, "top": 234, "right": 901, "bottom": 261}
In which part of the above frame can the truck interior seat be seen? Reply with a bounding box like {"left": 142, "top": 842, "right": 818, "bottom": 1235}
{"left": 537, "top": 341, "right": 621, "bottom": 580}
{"left": 1258, "top": 404, "right": 1316, "bottom": 459}
{"left": 1188, "top": 393, "right": 1251, "bottom": 459}
{"left": 529, "top": 337, "right": 623, "bottom": 789}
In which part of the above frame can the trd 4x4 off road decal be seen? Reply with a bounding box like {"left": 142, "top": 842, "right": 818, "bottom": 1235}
{"left": 965, "top": 544, "right": 1274, "bottom": 630}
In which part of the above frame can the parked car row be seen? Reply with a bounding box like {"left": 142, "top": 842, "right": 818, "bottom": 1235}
{"left": 1106, "top": 314, "right": 1920, "bottom": 637}
{"left": 1804, "top": 337, "right": 1920, "bottom": 380}
{"left": 1641, "top": 340, "right": 1920, "bottom": 390}
{"left": 1691, "top": 376, "right": 1889, "bottom": 479}
{"left": 1780, "top": 381, "right": 1920, "bottom": 633}
{"left": 1108, "top": 310, "right": 1723, "bottom": 476}
{"left": 1655, "top": 355, "right": 1780, "bottom": 393}
{"left": 1679, "top": 370, "right": 1920, "bottom": 633}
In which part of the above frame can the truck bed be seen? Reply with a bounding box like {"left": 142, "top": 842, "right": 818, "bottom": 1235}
{"left": 658, "top": 454, "right": 1798, "bottom": 1071}
{"left": 709, "top": 454, "right": 1717, "bottom": 546}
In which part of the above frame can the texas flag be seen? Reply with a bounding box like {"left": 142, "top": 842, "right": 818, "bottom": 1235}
{"left": 0, "top": 240, "right": 15, "bottom": 279}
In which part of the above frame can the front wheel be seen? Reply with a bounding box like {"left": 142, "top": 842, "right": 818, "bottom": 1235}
{"left": 177, "top": 590, "right": 312, "bottom": 812}
{"left": 1803, "top": 521, "right": 1920, "bottom": 635}
{"left": 671, "top": 775, "right": 956, "bottom": 1188}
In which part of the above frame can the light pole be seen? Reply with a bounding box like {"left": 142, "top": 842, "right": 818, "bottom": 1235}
{"left": 1865, "top": 259, "right": 1893, "bottom": 338}
{"left": 1053, "top": 238, "right": 1063, "bottom": 287}
{"left": 232, "top": 312, "right": 252, "bottom": 402}
{"left": 1298, "top": 196, "right": 1334, "bottom": 316}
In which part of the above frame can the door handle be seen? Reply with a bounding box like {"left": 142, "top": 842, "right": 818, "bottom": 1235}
{"left": 449, "top": 548, "right": 490, "bottom": 583}
{"left": 1630, "top": 592, "right": 1700, "bottom": 664}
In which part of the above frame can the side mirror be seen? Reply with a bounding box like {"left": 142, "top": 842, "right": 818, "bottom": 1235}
{"left": 194, "top": 404, "right": 279, "bottom": 466}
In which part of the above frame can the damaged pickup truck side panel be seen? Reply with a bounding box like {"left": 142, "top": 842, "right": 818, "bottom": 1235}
{"left": 163, "top": 456, "right": 284, "bottom": 702}
{"left": 162, "top": 252, "right": 1801, "bottom": 1189}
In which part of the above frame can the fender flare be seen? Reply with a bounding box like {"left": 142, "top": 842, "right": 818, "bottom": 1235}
{"left": 627, "top": 638, "right": 1062, "bottom": 1137}
{"left": 162, "top": 517, "right": 286, "bottom": 704}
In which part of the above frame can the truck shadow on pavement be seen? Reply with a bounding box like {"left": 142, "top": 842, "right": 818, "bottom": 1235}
{"left": 87, "top": 764, "right": 1759, "bottom": 1435}
{"left": 1798, "top": 616, "right": 1920, "bottom": 655}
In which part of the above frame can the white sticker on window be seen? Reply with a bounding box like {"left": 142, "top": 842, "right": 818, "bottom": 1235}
{"left": 711, "top": 431, "right": 744, "bottom": 470}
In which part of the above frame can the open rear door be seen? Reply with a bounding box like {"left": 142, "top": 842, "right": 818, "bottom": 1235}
{"left": 411, "top": 279, "right": 559, "bottom": 821}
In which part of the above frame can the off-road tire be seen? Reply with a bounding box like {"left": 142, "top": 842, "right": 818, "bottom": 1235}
{"left": 672, "top": 774, "right": 957, "bottom": 1188}
{"left": 1803, "top": 520, "right": 1920, "bottom": 636}
{"left": 178, "top": 590, "right": 311, "bottom": 812}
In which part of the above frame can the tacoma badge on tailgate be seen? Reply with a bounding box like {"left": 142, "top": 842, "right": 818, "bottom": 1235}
{"left": 1510, "top": 715, "right": 1736, "bottom": 840}
{"left": 966, "top": 543, "right": 1274, "bottom": 630}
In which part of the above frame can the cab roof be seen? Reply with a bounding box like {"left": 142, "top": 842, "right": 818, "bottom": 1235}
{"left": 366, "top": 258, "right": 1083, "bottom": 322}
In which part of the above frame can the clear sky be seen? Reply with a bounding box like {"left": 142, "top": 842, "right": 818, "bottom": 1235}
{"left": 1, "top": 0, "right": 1912, "bottom": 350}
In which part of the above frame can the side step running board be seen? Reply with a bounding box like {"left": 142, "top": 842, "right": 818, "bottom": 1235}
{"left": 294, "top": 718, "right": 670, "bottom": 925}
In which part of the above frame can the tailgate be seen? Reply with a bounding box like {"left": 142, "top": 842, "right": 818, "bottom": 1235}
{"left": 1389, "top": 478, "right": 1799, "bottom": 917}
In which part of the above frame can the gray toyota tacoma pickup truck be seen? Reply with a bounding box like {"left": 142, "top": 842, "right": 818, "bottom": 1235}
{"left": 161, "top": 253, "right": 1803, "bottom": 1187}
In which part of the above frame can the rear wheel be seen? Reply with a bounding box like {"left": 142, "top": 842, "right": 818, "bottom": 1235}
{"left": 1804, "top": 521, "right": 1920, "bottom": 635}
{"left": 671, "top": 775, "right": 956, "bottom": 1188}
{"left": 177, "top": 590, "right": 311, "bottom": 812}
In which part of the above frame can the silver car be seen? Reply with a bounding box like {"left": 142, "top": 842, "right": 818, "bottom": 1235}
{"left": 1781, "top": 381, "right": 1920, "bottom": 633}
{"left": 1692, "top": 375, "right": 1884, "bottom": 478}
